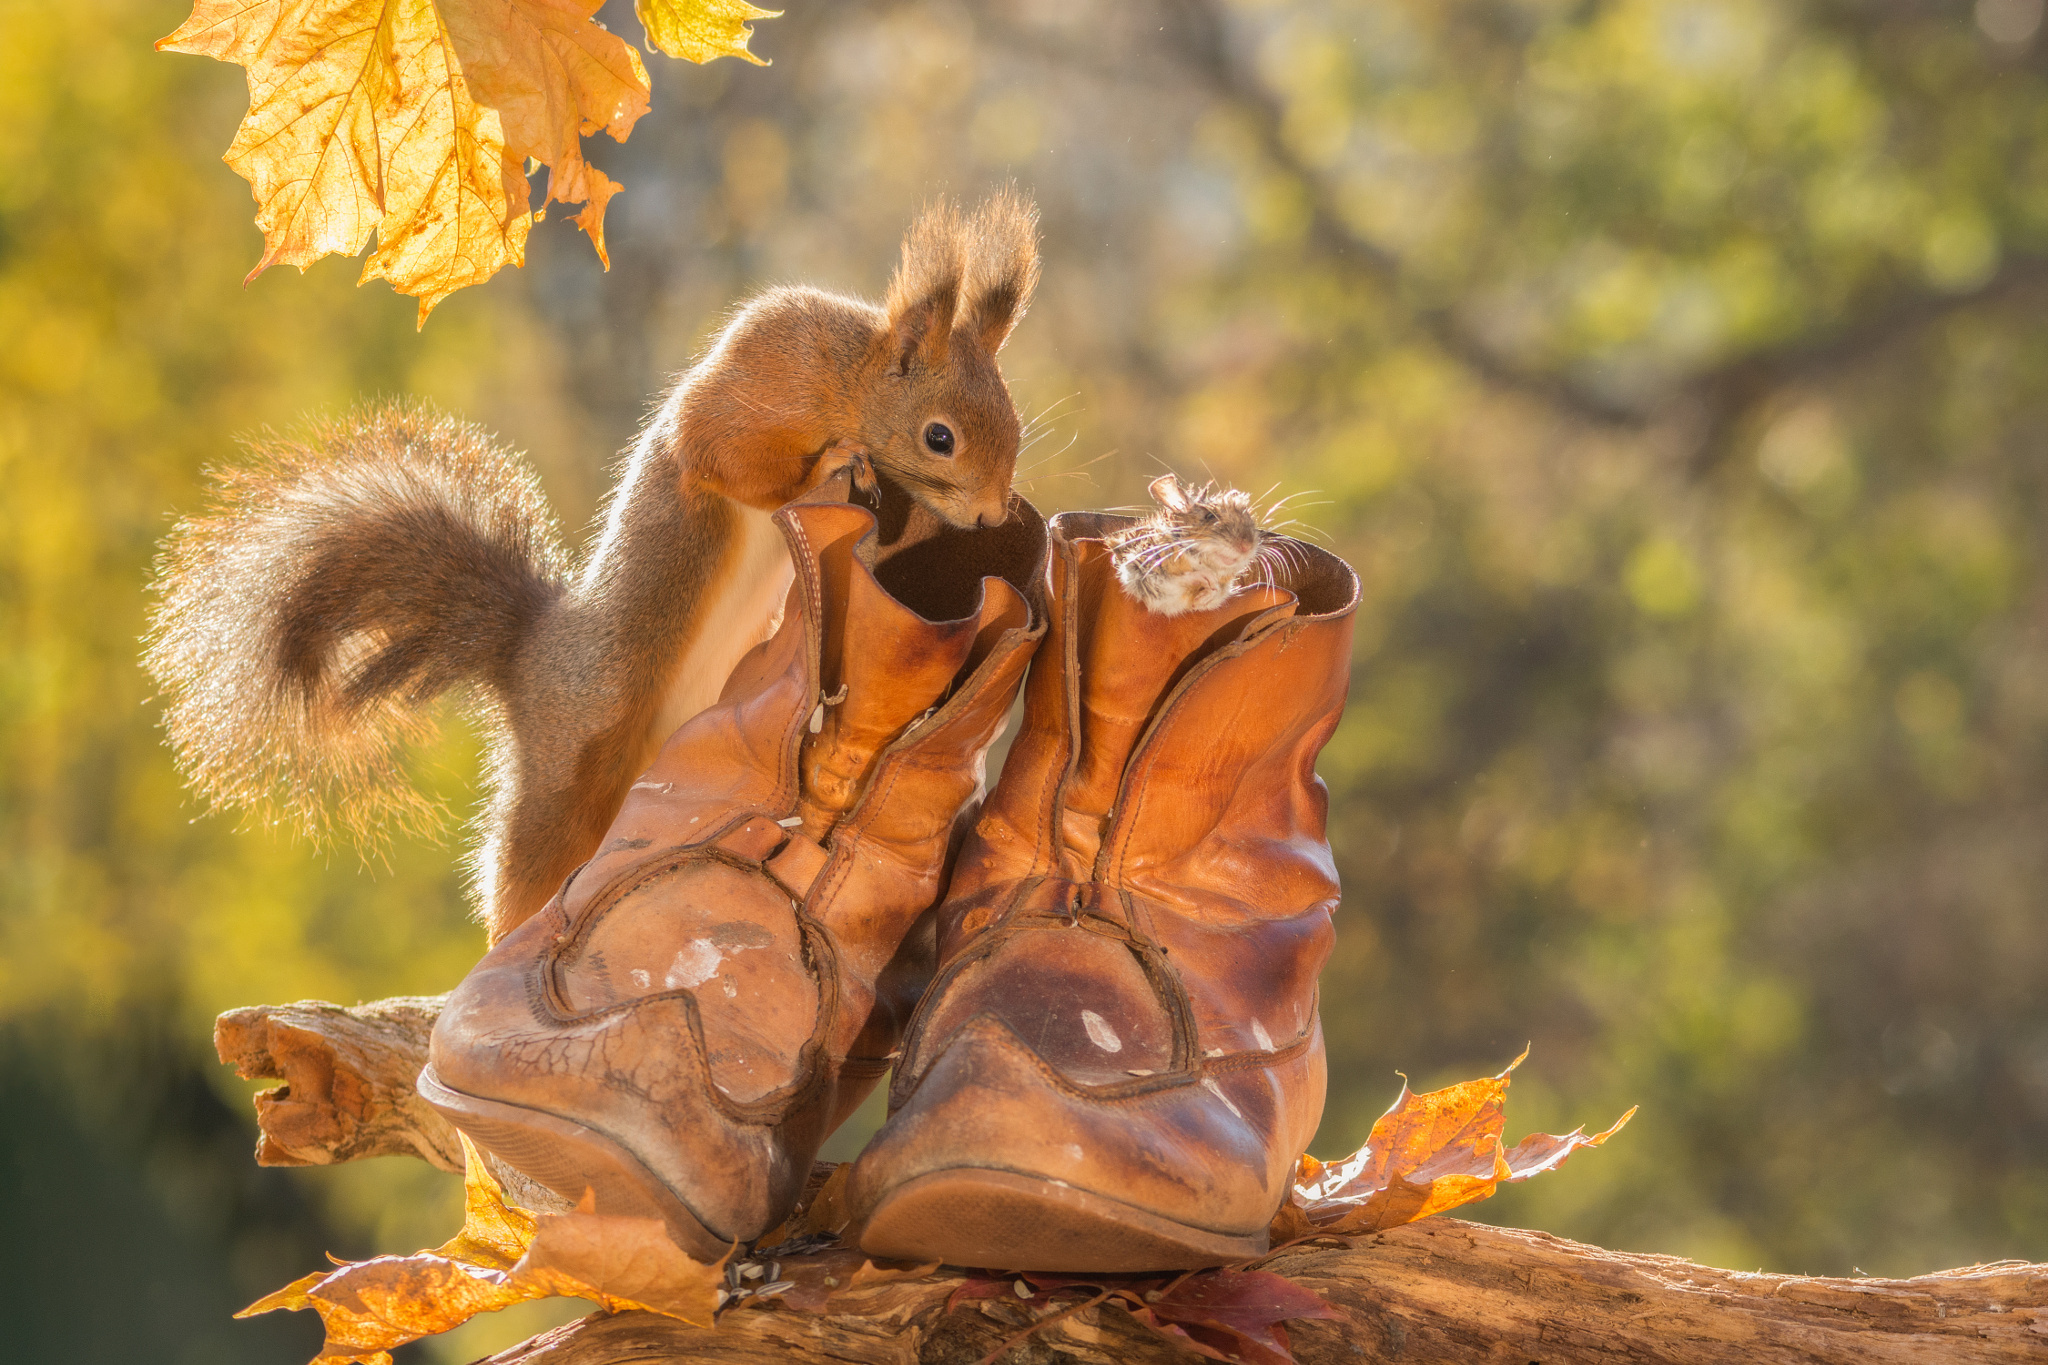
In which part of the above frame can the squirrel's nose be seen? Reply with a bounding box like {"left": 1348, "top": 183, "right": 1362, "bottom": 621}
{"left": 974, "top": 505, "right": 1008, "bottom": 529}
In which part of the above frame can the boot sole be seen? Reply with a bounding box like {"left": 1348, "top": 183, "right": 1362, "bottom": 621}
{"left": 858, "top": 1167, "right": 1265, "bottom": 1271}
{"left": 416, "top": 1065, "right": 732, "bottom": 1263}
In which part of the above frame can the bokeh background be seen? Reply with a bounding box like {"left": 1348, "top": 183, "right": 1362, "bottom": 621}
{"left": 7, "top": 0, "right": 2048, "bottom": 1359}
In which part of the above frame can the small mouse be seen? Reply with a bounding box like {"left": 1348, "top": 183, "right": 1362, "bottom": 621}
{"left": 1108, "top": 472, "right": 1281, "bottom": 616}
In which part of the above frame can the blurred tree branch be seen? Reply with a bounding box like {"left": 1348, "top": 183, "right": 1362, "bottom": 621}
{"left": 1675, "top": 251, "right": 2048, "bottom": 473}
{"left": 1156, "top": 0, "right": 1652, "bottom": 428}
{"left": 1153, "top": 0, "right": 2048, "bottom": 471}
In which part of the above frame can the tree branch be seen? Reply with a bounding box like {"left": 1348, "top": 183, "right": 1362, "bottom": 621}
{"left": 1153, "top": 0, "right": 2048, "bottom": 457}
{"left": 215, "top": 995, "right": 462, "bottom": 1171}
{"left": 473, "top": 1221, "right": 2048, "bottom": 1364}
{"left": 1155, "top": 0, "right": 1648, "bottom": 427}
{"left": 219, "top": 995, "right": 2048, "bottom": 1364}
{"left": 1677, "top": 252, "right": 2048, "bottom": 475}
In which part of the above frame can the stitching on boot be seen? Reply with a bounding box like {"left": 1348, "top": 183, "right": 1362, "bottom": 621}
{"left": 783, "top": 512, "right": 823, "bottom": 808}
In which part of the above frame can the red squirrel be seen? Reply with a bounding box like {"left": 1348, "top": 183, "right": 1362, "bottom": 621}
{"left": 145, "top": 191, "right": 1041, "bottom": 939}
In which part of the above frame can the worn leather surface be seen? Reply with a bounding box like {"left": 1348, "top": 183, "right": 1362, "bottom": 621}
{"left": 427, "top": 471, "right": 1047, "bottom": 1243}
{"left": 849, "top": 511, "right": 1359, "bottom": 1243}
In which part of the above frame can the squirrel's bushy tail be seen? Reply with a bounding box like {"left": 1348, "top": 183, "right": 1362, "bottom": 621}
{"left": 144, "top": 401, "right": 569, "bottom": 844}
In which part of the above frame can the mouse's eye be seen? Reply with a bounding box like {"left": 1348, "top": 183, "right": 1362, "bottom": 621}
{"left": 922, "top": 422, "right": 956, "bottom": 456}
{"left": 1199, "top": 507, "right": 1217, "bottom": 523}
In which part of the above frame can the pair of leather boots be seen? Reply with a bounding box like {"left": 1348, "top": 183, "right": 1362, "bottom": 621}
{"left": 420, "top": 470, "right": 1359, "bottom": 1272}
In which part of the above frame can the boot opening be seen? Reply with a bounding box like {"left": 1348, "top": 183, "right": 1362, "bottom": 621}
{"left": 866, "top": 468, "right": 1047, "bottom": 625}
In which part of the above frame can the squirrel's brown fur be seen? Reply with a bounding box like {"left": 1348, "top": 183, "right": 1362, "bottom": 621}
{"left": 145, "top": 190, "right": 1041, "bottom": 939}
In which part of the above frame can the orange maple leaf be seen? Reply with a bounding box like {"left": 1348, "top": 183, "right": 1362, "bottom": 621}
{"left": 158, "top": 0, "right": 650, "bottom": 324}
{"left": 241, "top": 1135, "right": 728, "bottom": 1365}
{"left": 1283, "top": 1048, "right": 1635, "bottom": 1237}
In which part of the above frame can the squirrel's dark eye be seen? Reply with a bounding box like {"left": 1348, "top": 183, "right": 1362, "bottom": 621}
{"left": 922, "top": 422, "right": 955, "bottom": 456}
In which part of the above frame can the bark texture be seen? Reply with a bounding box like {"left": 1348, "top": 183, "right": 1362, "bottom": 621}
{"left": 216, "top": 995, "right": 461, "bottom": 1170}
{"left": 220, "top": 998, "right": 2048, "bottom": 1364}
{"left": 475, "top": 1226, "right": 2048, "bottom": 1365}
{"left": 479, "top": 1229, "right": 2048, "bottom": 1365}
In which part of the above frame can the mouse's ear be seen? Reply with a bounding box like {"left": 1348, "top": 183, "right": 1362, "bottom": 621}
{"left": 1149, "top": 473, "right": 1189, "bottom": 512}
{"left": 886, "top": 199, "right": 966, "bottom": 375}
{"left": 963, "top": 186, "right": 1041, "bottom": 354}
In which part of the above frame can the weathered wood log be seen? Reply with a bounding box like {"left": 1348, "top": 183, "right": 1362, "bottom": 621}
{"left": 216, "top": 995, "right": 462, "bottom": 1170}
{"left": 215, "top": 996, "right": 575, "bottom": 1213}
{"left": 480, "top": 1230, "right": 2048, "bottom": 1365}
{"left": 216, "top": 997, "right": 2048, "bottom": 1363}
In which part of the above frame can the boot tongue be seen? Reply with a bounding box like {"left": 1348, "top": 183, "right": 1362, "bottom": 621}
{"left": 1058, "top": 540, "right": 1295, "bottom": 875}
{"left": 784, "top": 499, "right": 1034, "bottom": 840}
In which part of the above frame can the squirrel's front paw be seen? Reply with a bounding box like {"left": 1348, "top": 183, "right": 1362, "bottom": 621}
{"left": 814, "top": 440, "right": 878, "bottom": 501}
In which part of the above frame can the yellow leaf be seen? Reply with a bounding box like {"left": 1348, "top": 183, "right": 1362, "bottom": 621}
{"left": 635, "top": 0, "right": 778, "bottom": 65}
{"left": 236, "top": 1269, "right": 328, "bottom": 1318}
{"left": 240, "top": 1137, "right": 728, "bottom": 1363}
{"left": 437, "top": 0, "right": 647, "bottom": 268}
{"left": 434, "top": 1133, "right": 537, "bottom": 1270}
{"left": 288, "top": 1252, "right": 548, "bottom": 1363}
{"left": 158, "top": 0, "right": 650, "bottom": 323}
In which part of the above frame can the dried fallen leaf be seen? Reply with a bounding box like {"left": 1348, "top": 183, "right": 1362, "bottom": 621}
{"left": 846, "top": 1254, "right": 943, "bottom": 1291}
{"left": 1285, "top": 1048, "right": 1635, "bottom": 1237}
{"left": 436, "top": 1136, "right": 538, "bottom": 1269}
{"left": 274, "top": 1253, "right": 553, "bottom": 1365}
{"left": 241, "top": 1134, "right": 727, "bottom": 1364}
{"left": 1134, "top": 1270, "right": 1343, "bottom": 1365}
{"left": 241, "top": 1269, "right": 329, "bottom": 1316}
{"left": 772, "top": 1245, "right": 878, "bottom": 1314}
{"left": 786, "top": 1160, "right": 853, "bottom": 1239}
{"left": 635, "top": 0, "right": 778, "bottom": 64}
{"left": 517, "top": 1189, "right": 726, "bottom": 1322}
{"left": 775, "top": 1246, "right": 941, "bottom": 1314}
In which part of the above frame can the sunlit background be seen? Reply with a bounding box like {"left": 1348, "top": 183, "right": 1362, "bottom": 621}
{"left": 7, "top": 0, "right": 2048, "bottom": 1360}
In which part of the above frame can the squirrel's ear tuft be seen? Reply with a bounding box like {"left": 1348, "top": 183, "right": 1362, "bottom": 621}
{"left": 886, "top": 198, "right": 967, "bottom": 375}
{"left": 963, "top": 186, "right": 1041, "bottom": 354}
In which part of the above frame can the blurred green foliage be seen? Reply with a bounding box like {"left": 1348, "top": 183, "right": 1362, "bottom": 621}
{"left": 5, "top": 0, "right": 2048, "bottom": 1357}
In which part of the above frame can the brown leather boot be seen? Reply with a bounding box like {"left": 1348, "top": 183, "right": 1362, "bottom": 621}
{"left": 846, "top": 512, "right": 1358, "bottom": 1271}
{"left": 418, "top": 472, "right": 1047, "bottom": 1259}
